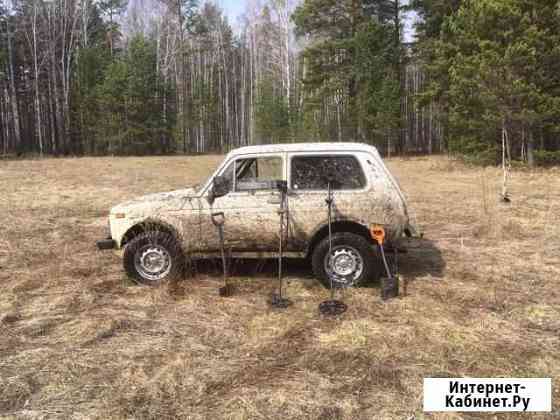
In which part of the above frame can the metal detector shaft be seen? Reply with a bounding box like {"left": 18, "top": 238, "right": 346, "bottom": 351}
{"left": 327, "top": 181, "right": 335, "bottom": 299}
{"left": 319, "top": 177, "right": 347, "bottom": 316}
{"left": 373, "top": 231, "right": 399, "bottom": 301}
{"left": 278, "top": 191, "right": 285, "bottom": 297}
{"left": 218, "top": 226, "right": 227, "bottom": 280}
{"left": 211, "top": 212, "right": 231, "bottom": 296}
{"left": 270, "top": 181, "right": 292, "bottom": 308}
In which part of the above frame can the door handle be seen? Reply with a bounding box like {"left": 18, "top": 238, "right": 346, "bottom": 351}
{"left": 267, "top": 195, "right": 281, "bottom": 205}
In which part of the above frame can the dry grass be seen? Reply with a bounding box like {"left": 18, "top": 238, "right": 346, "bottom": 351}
{"left": 0, "top": 155, "right": 559, "bottom": 419}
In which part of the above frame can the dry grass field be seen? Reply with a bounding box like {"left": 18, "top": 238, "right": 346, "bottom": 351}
{"left": 1, "top": 155, "right": 559, "bottom": 419}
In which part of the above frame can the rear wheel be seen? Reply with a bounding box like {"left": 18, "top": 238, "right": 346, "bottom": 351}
{"left": 312, "top": 232, "right": 380, "bottom": 288}
{"left": 123, "top": 231, "right": 184, "bottom": 286}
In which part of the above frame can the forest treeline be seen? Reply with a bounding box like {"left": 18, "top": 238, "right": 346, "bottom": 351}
{"left": 0, "top": 0, "right": 559, "bottom": 165}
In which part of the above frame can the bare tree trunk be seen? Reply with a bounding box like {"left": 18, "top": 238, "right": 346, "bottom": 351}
{"left": 393, "top": 0, "right": 404, "bottom": 155}
{"left": 1, "top": 83, "right": 9, "bottom": 154}
{"left": 173, "top": 0, "right": 188, "bottom": 153}
{"left": 31, "top": 0, "right": 44, "bottom": 156}
{"left": 217, "top": 24, "right": 231, "bottom": 150}
{"left": 527, "top": 128, "right": 535, "bottom": 167}
{"left": 240, "top": 45, "right": 246, "bottom": 146}
{"left": 61, "top": 0, "right": 79, "bottom": 154}
{"left": 51, "top": 47, "right": 64, "bottom": 155}
{"left": 47, "top": 70, "right": 57, "bottom": 154}
{"left": 336, "top": 93, "right": 342, "bottom": 143}
{"left": 6, "top": 19, "right": 21, "bottom": 152}
{"left": 250, "top": 26, "right": 256, "bottom": 145}
{"left": 428, "top": 102, "right": 433, "bottom": 154}
{"left": 501, "top": 119, "right": 512, "bottom": 201}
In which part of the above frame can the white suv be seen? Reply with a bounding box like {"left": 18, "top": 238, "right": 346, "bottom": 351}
{"left": 97, "top": 143, "right": 417, "bottom": 286}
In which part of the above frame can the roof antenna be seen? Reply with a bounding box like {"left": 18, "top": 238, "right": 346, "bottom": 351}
{"left": 270, "top": 181, "right": 293, "bottom": 309}
{"left": 319, "top": 174, "right": 348, "bottom": 316}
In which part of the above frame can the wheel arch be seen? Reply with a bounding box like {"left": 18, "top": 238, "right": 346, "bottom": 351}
{"left": 305, "top": 220, "right": 374, "bottom": 258}
{"left": 121, "top": 218, "right": 183, "bottom": 248}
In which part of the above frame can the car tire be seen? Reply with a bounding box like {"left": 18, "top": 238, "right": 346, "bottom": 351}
{"left": 311, "top": 232, "right": 380, "bottom": 288}
{"left": 123, "top": 231, "right": 184, "bottom": 286}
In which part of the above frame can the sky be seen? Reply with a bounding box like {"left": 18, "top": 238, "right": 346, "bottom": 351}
{"left": 220, "top": 0, "right": 246, "bottom": 20}
{"left": 218, "top": 0, "right": 418, "bottom": 42}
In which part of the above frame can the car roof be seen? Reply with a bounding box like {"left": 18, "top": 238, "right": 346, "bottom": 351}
{"left": 228, "top": 142, "right": 379, "bottom": 156}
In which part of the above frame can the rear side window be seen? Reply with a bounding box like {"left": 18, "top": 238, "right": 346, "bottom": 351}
{"left": 291, "top": 155, "right": 366, "bottom": 190}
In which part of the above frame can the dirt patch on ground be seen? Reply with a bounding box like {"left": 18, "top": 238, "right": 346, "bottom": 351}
{"left": 1, "top": 155, "right": 559, "bottom": 419}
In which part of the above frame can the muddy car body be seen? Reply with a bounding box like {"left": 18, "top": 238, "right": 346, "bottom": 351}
{"left": 97, "top": 143, "right": 417, "bottom": 286}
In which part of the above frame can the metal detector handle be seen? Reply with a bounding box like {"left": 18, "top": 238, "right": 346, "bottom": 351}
{"left": 371, "top": 226, "right": 392, "bottom": 278}
{"left": 378, "top": 244, "right": 393, "bottom": 278}
{"left": 212, "top": 212, "right": 228, "bottom": 280}
{"left": 269, "top": 180, "right": 288, "bottom": 204}
{"left": 211, "top": 212, "right": 225, "bottom": 227}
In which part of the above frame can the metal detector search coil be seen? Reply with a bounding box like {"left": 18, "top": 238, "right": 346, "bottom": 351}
{"left": 319, "top": 300, "right": 348, "bottom": 316}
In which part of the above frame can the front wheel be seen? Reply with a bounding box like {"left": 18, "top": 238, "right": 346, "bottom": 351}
{"left": 311, "top": 232, "right": 380, "bottom": 288}
{"left": 123, "top": 231, "right": 184, "bottom": 286}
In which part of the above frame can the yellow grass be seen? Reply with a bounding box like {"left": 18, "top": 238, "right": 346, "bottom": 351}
{"left": 1, "top": 155, "right": 559, "bottom": 419}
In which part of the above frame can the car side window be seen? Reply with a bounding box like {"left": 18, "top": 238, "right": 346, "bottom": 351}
{"left": 291, "top": 155, "right": 366, "bottom": 191}
{"left": 221, "top": 156, "right": 283, "bottom": 192}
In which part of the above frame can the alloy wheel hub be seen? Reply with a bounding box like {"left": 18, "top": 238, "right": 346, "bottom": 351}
{"left": 333, "top": 252, "right": 356, "bottom": 276}
{"left": 325, "top": 246, "right": 364, "bottom": 287}
{"left": 135, "top": 245, "right": 172, "bottom": 281}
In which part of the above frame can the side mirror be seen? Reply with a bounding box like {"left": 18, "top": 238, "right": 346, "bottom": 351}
{"left": 207, "top": 175, "right": 230, "bottom": 205}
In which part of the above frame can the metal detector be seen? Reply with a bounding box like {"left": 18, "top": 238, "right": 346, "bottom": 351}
{"left": 212, "top": 212, "right": 234, "bottom": 297}
{"left": 371, "top": 226, "right": 399, "bottom": 301}
{"left": 270, "top": 181, "right": 293, "bottom": 309}
{"left": 319, "top": 177, "right": 348, "bottom": 316}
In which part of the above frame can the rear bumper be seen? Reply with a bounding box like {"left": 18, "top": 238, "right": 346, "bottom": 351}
{"left": 96, "top": 238, "right": 116, "bottom": 250}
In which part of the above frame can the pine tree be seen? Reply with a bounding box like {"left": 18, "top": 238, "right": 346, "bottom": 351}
{"left": 293, "top": 0, "right": 402, "bottom": 146}
{"left": 441, "top": 0, "right": 560, "bottom": 164}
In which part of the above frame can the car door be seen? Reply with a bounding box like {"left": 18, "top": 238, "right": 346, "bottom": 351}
{"left": 199, "top": 153, "right": 286, "bottom": 252}
{"left": 286, "top": 153, "right": 370, "bottom": 251}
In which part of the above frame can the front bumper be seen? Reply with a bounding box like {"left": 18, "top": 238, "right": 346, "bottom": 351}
{"left": 96, "top": 237, "right": 116, "bottom": 250}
